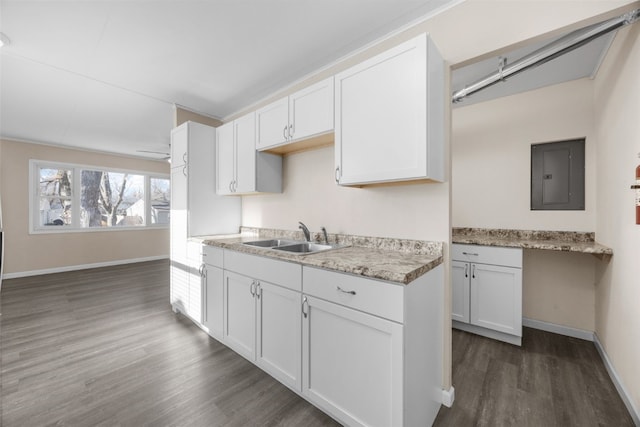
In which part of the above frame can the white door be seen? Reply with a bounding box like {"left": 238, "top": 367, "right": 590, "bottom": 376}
{"left": 223, "top": 271, "right": 256, "bottom": 361}
{"left": 256, "top": 97, "right": 289, "bottom": 149}
{"left": 334, "top": 35, "right": 427, "bottom": 185}
{"left": 234, "top": 113, "right": 256, "bottom": 194}
{"left": 451, "top": 261, "right": 470, "bottom": 323}
{"left": 216, "top": 121, "right": 235, "bottom": 195}
{"left": 204, "top": 264, "right": 224, "bottom": 341}
{"left": 470, "top": 263, "right": 522, "bottom": 336}
{"left": 289, "top": 77, "right": 334, "bottom": 141}
{"left": 256, "top": 281, "right": 301, "bottom": 391}
{"left": 302, "top": 295, "right": 403, "bottom": 427}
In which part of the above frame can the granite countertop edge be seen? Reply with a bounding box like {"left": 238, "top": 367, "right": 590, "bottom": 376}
{"left": 194, "top": 232, "right": 444, "bottom": 285}
{"left": 452, "top": 228, "right": 613, "bottom": 255}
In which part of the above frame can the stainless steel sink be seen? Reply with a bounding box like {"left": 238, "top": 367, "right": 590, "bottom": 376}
{"left": 243, "top": 239, "right": 298, "bottom": 248}
{"left": 242, "top": 239, "right": 348, "bottom": 255}
{"left": 273, "top": 242, "right": 334, "bottom": 253}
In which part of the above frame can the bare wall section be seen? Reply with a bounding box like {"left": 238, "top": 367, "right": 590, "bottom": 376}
{"left": 594, "top": 22, "right": 640, "bottom": 417}
{"left": 0, "top": 139, "right": 170, "bottom": 275}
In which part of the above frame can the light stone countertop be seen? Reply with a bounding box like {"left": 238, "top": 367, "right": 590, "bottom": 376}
{"left": 452, "top": 228, "right": 613, "bottom": 256}
{"left": 193, "top": 227, "right": 443, "bottom": 285}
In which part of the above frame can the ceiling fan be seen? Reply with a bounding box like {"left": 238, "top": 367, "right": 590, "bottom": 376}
{"left": 136, "top": 148, "right": 171, "bottom": 162}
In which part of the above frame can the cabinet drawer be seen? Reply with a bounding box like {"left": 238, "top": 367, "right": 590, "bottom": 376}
{"left": 224, "top": 250, "right": 302, "bottom": 292}
{"left": 303, "top": 267, "right": 403, "bottom": 323}
{"left": 203, "top": 245, "right": 223, "bottom": 268}
{"left": 452, "top": 244, "right": 522, "bottom": 268}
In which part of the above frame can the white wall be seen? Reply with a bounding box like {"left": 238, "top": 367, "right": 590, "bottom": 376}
{"left": 242, "top": 146, "right": 449, "bottom": 240}
{"left": 452, "top": 79, "right": 599, "bottom": 332}
{"left": 452, "top": 78, "right": 596, "bottom": 232}
{"left": 594, "top": 22, "right": 640, "bottom": 416}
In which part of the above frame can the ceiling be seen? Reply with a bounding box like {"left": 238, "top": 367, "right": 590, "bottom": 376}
{"left": 451, "top": 28, "right": 616, "bottom": 108}
{"left": 0, "top": 0, "right": 459, "bottom": 159}
{"left": 0, "top": 1, "right": 623, "bottom": 160}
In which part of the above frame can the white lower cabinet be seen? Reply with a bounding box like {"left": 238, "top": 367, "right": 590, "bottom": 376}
{"left": 302, "top": 295, "right": 403, "bottom": 427}
{"left": 452, "top": 244, "right": 523, "bottom": 345}
{"left": 302, "top": 265, "right": 444, "bottom": 427}
{"left": 223, "top": 250, "right": 303, "bottom": 391}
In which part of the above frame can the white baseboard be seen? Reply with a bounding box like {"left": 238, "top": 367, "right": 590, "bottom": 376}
{"left": 593, "top": 333, "right": 640, "bottom": 426}
{"left": 522, "top": 317, "right": 594, "bottom": 341}
{"left": 442, "top": 386, "right": 455, "bottom": 408}
{"left": 3, "top": 255, "right": 169, "bottom": 279}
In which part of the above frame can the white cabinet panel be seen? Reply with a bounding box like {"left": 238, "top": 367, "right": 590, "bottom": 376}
{"left": 216, "top": 121, "right": 235, "bottom": 196}
{"left": 256, "top": 97, "right": 289, "bottom": 149}
{"left": 235, "top": 113, "right": 257, "bottom": 194}
{"left": 225, "top": 250, "right": 301, "bottom": 292}
{"left": 289, "top": 77, "right": 334, "bottom": 141}
{"left": 170, "top": 123, "right": 188, "bottom": 168}
{"left": 256, "top": 281, "right": 301, "bottom": 391}
{"left": 451, "top": 260, "right": 470, "bottom": 323}
{"left": 470, "top": 263, "right": 522, "bottom": 336}
{"left": 302, "top": 295, "right": 403, "bottom": 427}
{"left": 204, "top": 264, "right": 224, "bottom": 341}
{"left": 223, "top": 271, "right": 256, "bottom": 361}
{"left": 334, "top": 33, "right": 443, "bottom": 185}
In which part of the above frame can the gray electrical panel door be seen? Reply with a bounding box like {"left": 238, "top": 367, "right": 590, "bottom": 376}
{"left": 531, "top": 139, "right": 585, "bottom": 210}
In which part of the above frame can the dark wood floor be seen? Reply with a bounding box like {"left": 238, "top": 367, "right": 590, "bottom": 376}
{"left": 434, "top": 328, "right": 635, "bottom": 427}
{"left": 1, "top": 260, "right": 634, "bottom": 426}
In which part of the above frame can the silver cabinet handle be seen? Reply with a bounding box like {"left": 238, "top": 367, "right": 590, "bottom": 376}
{"left": 337, "top": 286, "right": 356, "bottom": 295}
{"left": 462, "top": 251, "right": 479, "bottom": 256}
{"left": 229, "top": 181, "right": 233, "bottom": 193}
{"left": 256, "top": 282, "right": 261, "bottom": 299}
{"left": 334, "top": 166, "right": 340, "bottom": 183}
{"left": 283, "top": 126, "right": 288, "bottom": 140}
{"left": 250, "top": 280, "right": 256, "bottom": 297}
{"left": 182, "top": 152, "right": 187, "bottom": 164}
{"left": 464, "top": 263, "right": 468, "bottom": 278}
{"left": 198, "top": 264, "right": 205, "bottom": 277}
{"left": 302, "top": 296, "right": 308, "bottom": 318}
{"left": 288, "top": 124, "right": 293, "bottom": 139}
{"left": 472, "top": 264, "right": 476, "bottom": 279}
{"left": 182, "top": 165, "right": 187, "bottom": 177}
{"left": 233, "top": 180, "right": 237, "bottom": 193}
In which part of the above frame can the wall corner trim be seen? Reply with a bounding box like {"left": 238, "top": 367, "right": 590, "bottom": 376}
{"left": 2, "top": 255, "right": 169, "bottom": 280}
{"left": 593, "top": 333, "right": 640, "bottom": 426}
{"left": 442, "top": 386, "right": 455, "bottom": 408}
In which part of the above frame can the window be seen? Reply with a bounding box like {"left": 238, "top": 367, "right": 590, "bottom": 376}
{"left": 30, "top": 160, "right": 170, "bottom": 233}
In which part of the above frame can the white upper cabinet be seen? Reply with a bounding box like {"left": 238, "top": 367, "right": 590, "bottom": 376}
{"left": 216, "top": 113, "right": 282, "bottom": 195}
{"left": 170, "top": 124, "right": 188, "bottom": 169}
{"left": 256, "top": 77, "right": 334, "bottom": 151}
{"left": 334, "top": 33, "right": 444, "bottom": 186}
{"left": 255, "top": 97, "right": 289, "bottom": 150}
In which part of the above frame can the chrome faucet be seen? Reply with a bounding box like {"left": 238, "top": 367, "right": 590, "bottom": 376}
{"left": 321, "top": 226, "right": 329, "bottom": 245}
{"left": 298, "top": 222, "right": 311, "bottom": 242}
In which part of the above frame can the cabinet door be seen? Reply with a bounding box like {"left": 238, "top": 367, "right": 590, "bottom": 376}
{"left": 470, "top": 264, "right": 522, "bottom": 336}
{"left": 256, "top": 281, "right": 301, "bottom": 391}
{"left": 170, "top": 124, "right": 188, "bottom": 168}
{"left": 289, "top": 77, "right": 334, "bottom": 141}
{"left": 451, "top": 261, "right": 470, "bottom": 323}
{"left": 216, "top": 122, "right": 235, "bottom": 195}
{"left": 234, "top": 113, "right": 257, "bottom": 194}
{"left": 335, "top": 34, "right": 442, "bottom": 185}
{"left": 256, "top": 97, "right": 289, "bottom": 149}
{"left": 204, "top": 264, "right": 224, "bottom": 341}
{"left": 223, "top": 271, "right": 256, "bottom": 361}
{"left": 302, "top": 295, "right": 403, "bottom": 427}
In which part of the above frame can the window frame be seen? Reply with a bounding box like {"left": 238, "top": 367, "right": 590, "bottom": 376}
{"left": 29, "top": 159, "right": 170, "bottom": 234}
